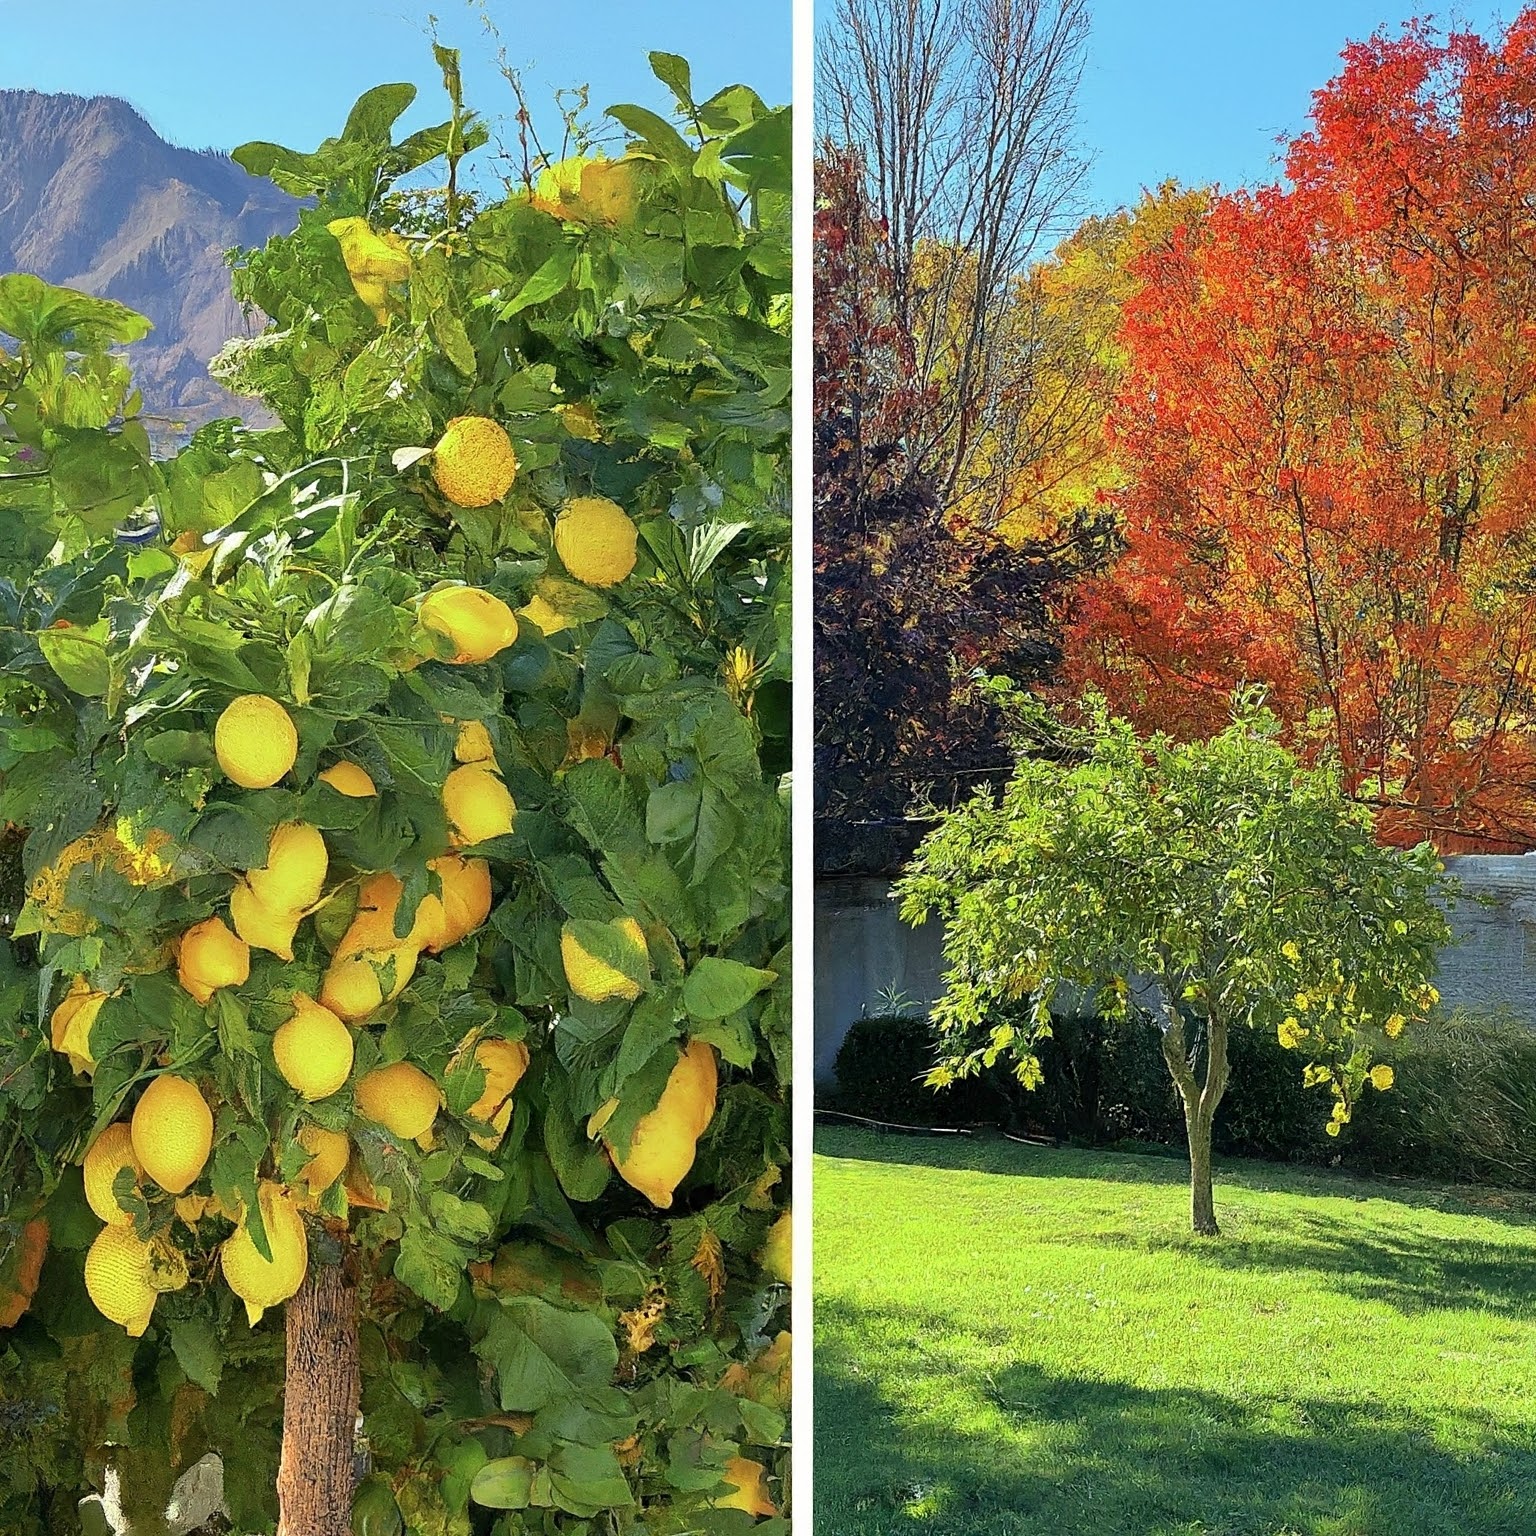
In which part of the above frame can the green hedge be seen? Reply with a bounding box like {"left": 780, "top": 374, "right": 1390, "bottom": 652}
{"left": 828, "top": 1007, "right": 1536, "bottom": 1190}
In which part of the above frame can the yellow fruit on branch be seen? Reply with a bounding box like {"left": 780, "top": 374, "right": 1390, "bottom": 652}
{"left": 590, "top": 1040, "right": 718, "bottom": 1209}
{"left": 247, "top": 821, "right": 328, "bottom": 913}
{"left": 758, "top": 1210, "right": 792, "bottom": 1285}
{"left": 419, "top": 586, "right": 519, "bottom": 665}
{"left": 355, "top": 1061, "right": 440, "bottom": 1142}
{"left": 295, "top": 1125, "right": 350, "bottom": 1198}
{"left": 84, "top": 1223, "right": 159, "bottom": 1337}
{"left": 443, "top": 764, "right": 516, "bottom": 845}
{"left": 465, "top": 1038, "right": 530, "bottom": 1123}
{"left": 561, "top": 916, "right": 650, "bottom": 1003}
{"left": 553, "top": 496, "right": 638, "bottom": 588}
{"left": 714, "top": 1457, "right": 777, "bottom": 1518}
{"left": 214, "top": 695, "right": 298, "bottom": 789}
{"left": 327, "top": 217, "right": 411, "bottom": 325}
{"left": 273, "top": 997, "right": 354, "bottom": 1100}
{"left": 50, "top": 976, "right": 105, "bottom": 1075}
{"left": 431, "top": 415, "right": 518, "bottom": 508}
{"left": 454, "top": 718, "right": 496, "bottom": 765}
{"left": 318, "top": 874, "right": 423, "bottom": 1021}
{"left": 131, "top": 1075, "right": 214, "bottom": 1195}
{"left": 318, "top": 759, "right": 378, "bottom": 797}
{"left": 220, "top": 1180, "right": 308, "bottom": 1326}
{"left": 83, "top": 1122, "right": 143, "bottom": 1225}
{"left": 230, "top": 880, "right": 301, "bottom": 961}
{"left": 178, "top": 915, "right": 251, "bottom": 1004}
{"left": 414, "top": 855, "right": 492, "bottom": 952}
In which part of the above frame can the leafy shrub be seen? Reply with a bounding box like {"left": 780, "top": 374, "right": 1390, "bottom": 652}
{"left": 830, "top": 1013, "right": 1013, "bottom": 1125}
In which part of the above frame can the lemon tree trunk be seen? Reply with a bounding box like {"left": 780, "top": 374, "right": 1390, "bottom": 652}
{"left": 276, "top": 1253, "right": 360, "bottom": 1536}
{"left": 1159, "top": 1007, "right": 1229, "bottom": 1237}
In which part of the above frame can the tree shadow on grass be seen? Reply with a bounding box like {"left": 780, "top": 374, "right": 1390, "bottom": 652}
{"left": 815, "top": 1296, "right": 1536, "bottom": 1536}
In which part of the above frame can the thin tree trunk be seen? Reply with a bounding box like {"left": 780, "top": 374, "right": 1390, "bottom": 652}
{"left": 1159, "top": 1005, "right": 1230, "bottom": 1237}
{"left": 276, "top": 1251, "right": 360, "bottom": 1536}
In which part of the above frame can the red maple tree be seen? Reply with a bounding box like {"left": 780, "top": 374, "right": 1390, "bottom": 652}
{"left": 1067, "top": 11, "right": 1536, "bottom": 850}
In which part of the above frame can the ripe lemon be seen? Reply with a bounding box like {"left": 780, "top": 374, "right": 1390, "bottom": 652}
{"left": 561, "top": 916, "right": 649, "bottom": 1003}
{"left": 466, "top": 1038, "right": 530, "bottom": 1122}
{"left": 319, "top": 879, "right": 421, "bottom": 1020}
{"left": 553, "top": 496, "right": 638, "bottom": 587}
{"left": 221, "top": 1180, "right": 308, "bottom": 1325}
{"left": 178, "top": 915, "right": 251, "bottom": 1004}
{"left": 355, "top": 1062, "right": 440, "bottom": 1141}
{"left": 431, "top": 415, "right": 518, "bottom": 508}
{"left": 296, "top": 1125, "right": 350, "bottom": 1197}
{"left": 83, "top": 1123, "right": 142, "bottom": 1225}
{"left": 230, "top": 880, "right": 301, "bottom": 961}
{"left": 419, "top": 586, "right": 519, "bottom": 665}
{"left": 131, "top": 1075, "right": 214, "bottom": 1195}
{"left": 247, "top": 821, "right": 328, "bottom": 912}
{"left": 759, "top": 1210, "right": 792, "bottom": 1285}
{"left": 422, "top": 855, "right": 492, "bottom": 952}
{"left": 50, "top": 977, "right": 105, "bottom": 1075}
{"left": 714, "top": 1457, "right": 777, "bottom": 1517}
{"left": 215, "top": 695, "right": 298, "bottom": 789}
{"left": 84, "top": 1224, "right": 158, "bottom": 1337}
{"left": 318, "top": 759, "right": 377, "bottom": 797}
{"left": 591, "top": 1040, "right": 717, "bottom": 1209}
{"left": 454, "top": 719, "right": 496, "bottom": 764}
{"left": 273, "top": 997, "right": 354, "bottom": 1100}
{"left": 443, "top": 764, "right": 516, "bottom": 845}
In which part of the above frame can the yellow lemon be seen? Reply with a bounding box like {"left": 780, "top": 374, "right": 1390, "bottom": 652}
{"left": 230, "top": 881, "right": 301, "bottom": 961}
{"left": 421, "top": 855, "right": 492, "bottom": 952}
{"left": 247, "top": 821, "right": 328, "bottom": 913}
{"left": 131, "top": 1075, "right": 214, "bottom": 1195}
{"left": 714, "top": 1457, "right": 777, "bottom": 1518}
{"left": 419, "top": 586, "right": 519, "bottom": 665}
{"left": 83, "top": 1123, "right": 142, "bottom": 1225}
{"left": 591, "top": 1040, "right": 718, "bottom": 1209}
{"left": 220, "top": 1181, "right": 308, "bottom": 1326}
{"left": 443, "top": 764, "right": 516, "bottom": 845}
{"left": 84, "top": 1224, "right": 158, "bottom": 1337}
{"left": 319, "top": 876, "right": 422, "bottom": 1021}
{"left": 759, "top": 1210, "right": 792, "bottom": 1285}
{"left": 296, "top": 1125, "right": 350, "bottom": 1197}
{"left": 553, "top": 496, "right": 638, "bottom": 587}
{"left": 561, "top": 916, "right": 649, "bottom": 1003}
{"left": 431, "top": 416, "right": 518, "bottom": 508}
{"left": 454, "top": 719, "right": 496, "bottom": 765}
{"left": 51, "top": 977, "right": 105, "bottom": 1075}
{"left": 467, "top": 1039, "right": 530, "bottom": 1122}
{"left": 273, "top": 997, "right": 354, "bottom": 1100}
{"left": 355, "top": 1062, "right": 440, "bottom": 1141}
{"left": 328, "top": 217, "right": 411, "bottom": 324}
{"left": 318, "top": 759, "right": 377, "bottom": 797}
{"left": 214, "top": 695, "right": 298, "bottom": 789}
{"left": 177, "top": 915, "right": 250, "bottom": 1004}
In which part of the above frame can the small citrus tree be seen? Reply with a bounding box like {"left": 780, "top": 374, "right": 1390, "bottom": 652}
{"left": 0, "top": 49, "right": 790, "bottom": 1536}
{"left": 896, "top": 689, "right": 1450, "bottom": 1235}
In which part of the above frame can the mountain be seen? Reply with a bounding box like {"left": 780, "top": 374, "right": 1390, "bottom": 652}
{"left": 0, "top": 89, "right": 300, "bottom": 433}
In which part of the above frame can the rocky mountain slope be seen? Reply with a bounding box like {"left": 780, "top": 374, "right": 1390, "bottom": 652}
{"left": 0, "top": 89, "right": 299, "bottom": 431}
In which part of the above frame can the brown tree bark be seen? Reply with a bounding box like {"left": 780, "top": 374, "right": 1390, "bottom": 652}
{"left": 276, "top": 1251, "right": 360, "bottom": 1536}
{"left": 1159, "top": 1005, "right": 1230, "bottom": 1237}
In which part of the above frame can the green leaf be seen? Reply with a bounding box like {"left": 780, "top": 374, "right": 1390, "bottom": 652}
{"left": 503, "top": 249, "right": 578, "bottom": 316}
{"left": 37, "top": 628, "right": 110, "bottom": 697}
{"left": 649, "top": 52, "right": 694, "bottom": 110}
{"left": 605, "top": 104, "right": 695, "bottom": 167}
{"left": 342, "top": 82, "right": 417, "bottom": 144}
{"left": 395, "top": 1223, "right": 468, "bottom": 1312}
{"left": 478, "top": 1296, "right": 620, "bottom": 1413}
{"left": 682, "top": 957, "right": 776, "bottom": 1020}
{"left": 169, "top": 1316, "right": 224, "bottom": 1395}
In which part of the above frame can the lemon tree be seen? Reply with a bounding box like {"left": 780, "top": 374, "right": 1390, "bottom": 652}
{"left": 0, "top": 48, "right": 790, "bottom": 1536}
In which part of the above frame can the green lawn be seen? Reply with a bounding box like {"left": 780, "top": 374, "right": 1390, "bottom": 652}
{"left": 814, "top": 1126, "right": 1536, "bottom": 1536}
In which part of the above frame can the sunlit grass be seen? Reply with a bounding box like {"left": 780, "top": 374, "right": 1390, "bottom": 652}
{"left": 814, "top": 1126, "right": 1536, "bottom": 1536}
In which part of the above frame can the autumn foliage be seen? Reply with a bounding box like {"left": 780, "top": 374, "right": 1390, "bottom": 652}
{"left": 1068, "top": 12, "right": 1536, "bottom": 850}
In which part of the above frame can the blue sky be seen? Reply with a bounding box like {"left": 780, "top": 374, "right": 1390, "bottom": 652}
{"left": 0, "top": 0, "right": 791, "bottom": 158}
{"left": 1076, "top": 1, "right": 1511, "bottom": 213}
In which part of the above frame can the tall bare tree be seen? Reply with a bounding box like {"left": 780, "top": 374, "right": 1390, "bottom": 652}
{"left": 819, "top": 0, "right": 1090, "bottom": 521}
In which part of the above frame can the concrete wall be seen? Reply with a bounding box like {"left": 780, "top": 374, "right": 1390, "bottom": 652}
{"left": 813, "top": 854, "right": 1536, "bottom": 1087}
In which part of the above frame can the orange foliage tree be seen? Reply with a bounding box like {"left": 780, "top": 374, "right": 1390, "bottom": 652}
{"left": 1067, "top": 12, "right": 1536, "bottom": 850}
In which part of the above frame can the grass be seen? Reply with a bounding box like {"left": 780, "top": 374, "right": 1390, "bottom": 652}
{"left": 814, "top": 1126, "right": 1536, "bottom": 1536}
